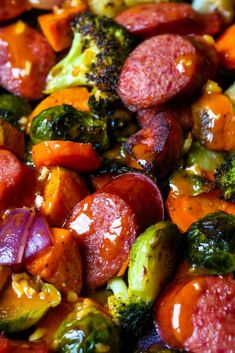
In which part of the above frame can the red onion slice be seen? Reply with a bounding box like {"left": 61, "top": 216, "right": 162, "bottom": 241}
{"left": 24, "top": 212, "right": 53, "bottom": 261}
{"left": 28, "top": 0, "right": 65, "bottom": 9}
{"left": 0, "top": 209, "right": 33, "bottom": 265}
{"left": 0, "top": 209, "right": 53, "bottom": 265}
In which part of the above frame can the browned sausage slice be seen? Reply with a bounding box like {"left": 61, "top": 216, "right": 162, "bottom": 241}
{"left": 0, "top": 0, "right": 31, "bottom": 23}
{"left": 155, "top": 275, "right": 235, "bottom": 352}
{"left": 115, "top": 3, "right": 223, "bottom": 38}
{"left": 67, "top": 192, "right": 139, "bottom": 289}
{"left": 0, "top": 22, "right": 56, "bottom": 100}
{"left": 137, "top": 106, "right": 193, "bottom": 131}
{"left": 125, "top": 112, "right": 183, "bottom": 177}
{"left": 117, "top": 34, "right": 218, "bottom": 111}
{"left": 97, "top": 173, "right": 164, "bottom": 231}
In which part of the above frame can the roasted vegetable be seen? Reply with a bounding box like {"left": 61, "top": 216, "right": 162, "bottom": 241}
{"left": 215, "top": 155, "right": 235, "bottom": 202}
{"left": 185, "top": 211, "right": 235, "bottom": 274}
{"left": 0, "top": 273, "right": 61, "bottom": 333}
{"left": 45, "top": 12, "right": 135, "bottom": 106}
{"left": 30, "top": 104, "right": 109, "bottom": 150}
{"left": 108, "top": 222, "right": 182, "bottom": 336}
{"left": 184, "top": 141, "right": 225, "bottom": 179}
{"left": 56, "top": 299, "right": 120, "bottom": 353}
{"left": 88, "top": 0, "right": 126, "bottom": 17}
{"left": 0, "top": 94, "right": 31, "bottom": 131}
{"left": 192, "top": 85, "right": 235, "bottom": 151}
{"left": 169, "top": 171, "right": 214, "bottom": 196}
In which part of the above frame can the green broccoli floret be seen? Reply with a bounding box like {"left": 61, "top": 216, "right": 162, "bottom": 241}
{"left": 185, "top": 211, "right": 235, "bottom": 274}
{"left": 215, "top": 155, "right": 235, "bottom": 202}
{"left": 45, "top": 12, "right": 135, "bottom": 106}
{"left": 30, "top": 104, "right": 109, "bottom": 150}
{"left": 108, "top": 222, "right": 182, "bottom": 337}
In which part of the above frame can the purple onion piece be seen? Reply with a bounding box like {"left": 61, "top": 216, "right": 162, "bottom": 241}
{"left": 0, "top": 209, "right": 33, "bottom": 265}
{"left": 23, "top": 212, "right": 53, "bottom": 261}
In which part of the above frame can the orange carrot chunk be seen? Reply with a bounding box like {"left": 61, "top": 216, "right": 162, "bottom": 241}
{"left": 32, "top": 141, "right": 101, "bottom": 173}
{"left": 26, "top": 228, "right": 83, "bottom": 295}
{"left": 166, "top": 189, "right": 235, "bottom": 232}
{"left": 40, "top": 166, "right": 89, "bottom": 227}
{"left": 38, "top": 5, "right": 87, "bottom": 52}
{"left": 215, "top": 24, "right": 235, "bottom": 69}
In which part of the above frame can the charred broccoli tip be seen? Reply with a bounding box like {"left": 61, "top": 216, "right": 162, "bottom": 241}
{"left": 45, "top": 11, "right": 135, "bottom": 106}
{"left": 215, "top": 155, "right": 235, "bottom": 202}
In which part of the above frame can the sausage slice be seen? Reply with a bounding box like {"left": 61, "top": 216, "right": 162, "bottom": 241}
{"left": 117, "top": 34, "right": 218, "bottom": 111}
{"left": 67, "top": 192, "right": 139, "bottom": 289}
{"left": 115, "top": 3, "right": 223, "bottom": 38}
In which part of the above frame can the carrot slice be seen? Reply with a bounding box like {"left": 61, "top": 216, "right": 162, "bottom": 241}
{"left": 166, "top": 189, "right": 235, "bottom": 232}
{"left": 40, "top": 167, "right": 89, "bottom": 227}
{"left": 26, "top": 228, "right": 83, "bottom": 295}
{"left": 215, "top": 24, "right": 235, "bottom": 69}
{"left": 32, "top": 141, "right": 101, "bottom": 173}
{"left": 38, "top": 5, "right": 87, "bottom": 52}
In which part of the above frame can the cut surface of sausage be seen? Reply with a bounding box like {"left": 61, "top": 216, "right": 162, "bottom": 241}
{"left": 98, "top": 173, "right": 164, "bottom": 230}
{"left": 125, "top": 112, "right": 183, "bottom": 177}
{"left": 117, "top": 34, "right": 218, "bottom": 111}
{"left": 155, "top": 275, "right": 235, "bottom": 352}
{"left": 115, "top": 3, "right": 223, "bottom": 38}
{"left": 137, "top": 106, "right": 193, "bottom": 131}
{"left": 67, "top": 192, "right": 139, "bottom": 289}
{"left": 0, "top": 22, "right": 56, "bottom": 100}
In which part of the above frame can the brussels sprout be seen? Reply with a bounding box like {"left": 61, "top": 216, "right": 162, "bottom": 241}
{"left": 185, "top": 211, "right": 235, "bottom": 274}
{"left": 0, "top": 273, "right": 61, "bottom": 333}
{"left": 56, "top": 299, "right": 120, "bottom": 353}
{"left": 184, "top": 141, "right": 225, "bottom": 176}
{"left": 108, "top": 222, "right": 182, "bottom": 336}
{"left": 169, "top": 171, "right": 214, "bottom": 196}
{"left": 215, "top": 155, "right": 235, "bottom": 201}
{"left": 0, "top": 94, "right": 31, "bottom": 131}
{"left": 88, "top": 0, "right": 126, "bottom": 17}
{"left": 30, "top": 105, "right": 109, "bottom": 150}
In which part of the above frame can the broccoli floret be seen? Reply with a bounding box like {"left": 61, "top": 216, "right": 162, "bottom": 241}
{"left": 108, "top": 222, "right": 182, "bottom": 337}
{"left": 30, "top": 104, "right": 109, "bottom": 150}
{"left": 215, "top": 155, "right": 235, "bottom": 202}
{"left": 45, "top": 12, "right": 135, "bottom": 106}
{"left": 55, "top": 299, "right": 120, "bottom": 353}
{"left": 185, "top": 211, "right": 235, "bottom": 274}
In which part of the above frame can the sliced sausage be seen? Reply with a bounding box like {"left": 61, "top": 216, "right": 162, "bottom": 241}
{"left": 137, "top": 105, "right": 193, "bottom": 131}
{"left": 125, "top": 112, "right": 184, "bottom": 177}
{"left": 115, "top": 3, "right": 223, "bottom": 38}
{"left": 117, "top": 34, "right": 218, "bottom": 111}
{"left": 155, "top": 276, "right": 235, "bottom": 352}
{"left": 0, "top": 0, "right": 31, "bottom": 23}
{"left": 0, "top": 149, "right": 26, "bottom": 209}
{"left": 67, "top": 192, "right": 139, "bottom": 289}
{"left": 0, "top": 22, "right": 56, "bottom": 100}
{"left": 98, "top": 173, "right": 164, "bottom": 231}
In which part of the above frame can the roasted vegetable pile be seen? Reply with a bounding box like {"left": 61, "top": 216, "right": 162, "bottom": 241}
{"left": 0, "top": 0, "right": 235, "bottom": 353}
